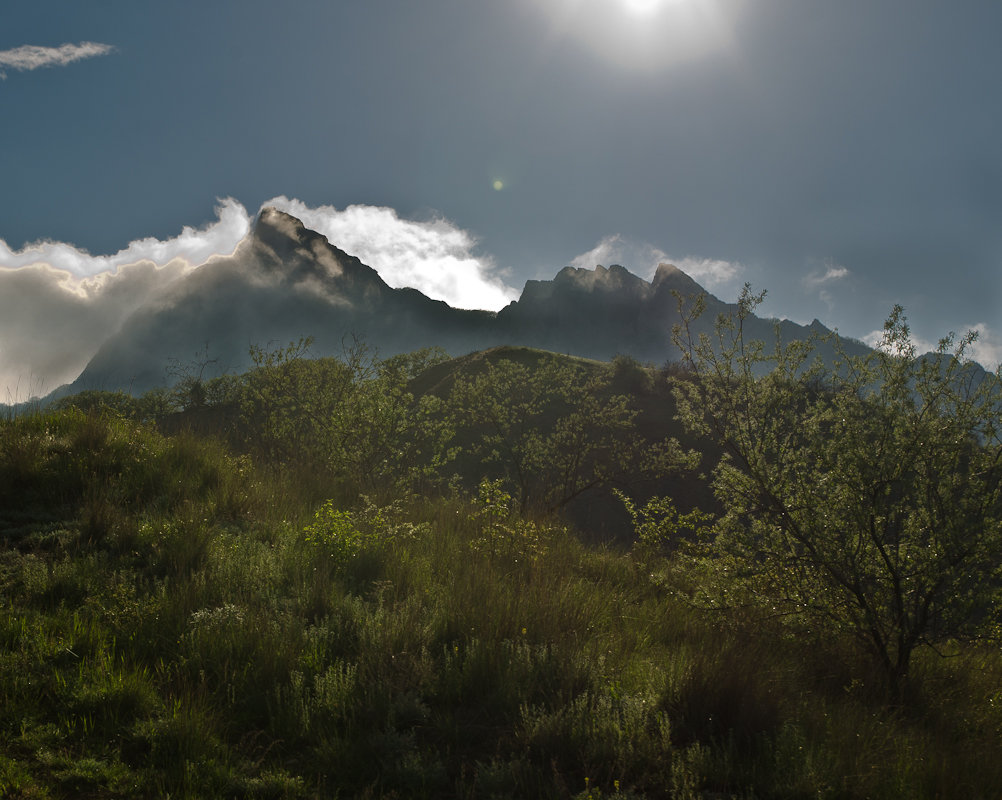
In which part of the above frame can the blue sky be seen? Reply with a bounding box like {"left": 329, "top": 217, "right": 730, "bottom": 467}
{"left": 1, "top": 0, "right": 1000, "bottom": 390}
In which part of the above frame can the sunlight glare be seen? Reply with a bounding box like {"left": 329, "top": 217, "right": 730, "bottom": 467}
{"left": 623, "top": 0, "right": 663, "bottom": 15}
{"left": 523, "top": 0, "right": 739, "bottom": 73}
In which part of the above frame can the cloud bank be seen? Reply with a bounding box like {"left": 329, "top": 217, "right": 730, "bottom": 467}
{"left": 0, "top": 260, "right": 192, "bottom": 401}
{"left": 0, "top": 42, "right": 114, "bottom": 78}
{"left": 0, "top": 198, "right": 517, "bottom": 396}
{"left": 570, "top": 234, "right": 742, "bottom": 291}
{"left": 0, "top": 198, "right": 250, "bottom": 277}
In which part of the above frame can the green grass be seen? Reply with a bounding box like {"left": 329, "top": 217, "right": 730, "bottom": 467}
{"left": 2, "top": 400, "right": 1001, "bottom": 798}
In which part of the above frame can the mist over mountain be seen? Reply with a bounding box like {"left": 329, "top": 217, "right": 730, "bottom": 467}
{"left": 58, "top": 207, "right": 867, "bottom": 398}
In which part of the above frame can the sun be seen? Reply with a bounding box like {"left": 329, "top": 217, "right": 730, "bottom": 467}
{"left": 623, "top": 0, "right": 664, "bottom": 14}
{"left": 524, "top": 0, "right": 732, "bottom": 73}
{"left": 622, "top": 0, "right": 688, "bottom": 15}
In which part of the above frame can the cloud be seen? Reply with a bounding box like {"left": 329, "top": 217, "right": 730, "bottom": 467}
{"left": 669, "top": 255, "right": 743, "bottom": 289}
{"left": 0, "top": 197, "right": 519, "bottom": 396}
{"left": 863, "top": 322, "right": 1001, "bottom": 371}
{"left": 570, "top": 234, "right": 742, "bottom": 290}
{"left": 969, "top": 325, "right": 1002, "bottom": 371}
{"left": 263, "top": 196, "right": 518, "bottom": 311}
{"left": 803, "top": 261, "right": 850, "bottom": 289}
{"left": 0, "top": 197, "right": 250, "bottom": 277}
{"left": 0, "top": 260, "right": 191, "bottom": 401}
{"left": 570, "top": 235, "right": 662, "bottom": 273}
{"left": 0, "top": 199, "right": 248, "bottom": 397}
{"left": 964, "top": 324, "right": 1002, "bottom": 371}
{"left": 801, "top": 260, "right": 851, "bottom": 314}
{"left": 0, "top": 42, "right": 114, "bottom": 78}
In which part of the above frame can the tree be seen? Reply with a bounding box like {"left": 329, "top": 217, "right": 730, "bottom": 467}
{"left": 447, "top": 353, "right": 694, "bottom": 515}
{"left": 238, "top": 338, "right": 453, "bottom": 493}
{"left": 671, "top": 287, "right": 1002, "bottom": 692}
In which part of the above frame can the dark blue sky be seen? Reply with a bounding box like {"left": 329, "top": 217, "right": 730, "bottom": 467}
{"left": 2, "top": 0, "right": 1000, "bottom": 376}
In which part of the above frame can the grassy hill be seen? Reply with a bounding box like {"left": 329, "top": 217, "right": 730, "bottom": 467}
{"left": 2, "top": 346, "right": 1002, "bottom": 798}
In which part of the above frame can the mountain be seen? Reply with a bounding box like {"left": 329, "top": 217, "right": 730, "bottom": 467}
{"left": 70, "top": 208, "right": 497, "bottom": 394}
{"left": 62, "top": 207, "right": 863, "bottom": 396}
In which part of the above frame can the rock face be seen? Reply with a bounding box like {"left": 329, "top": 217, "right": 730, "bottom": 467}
{"left": 67, "top": 207, "right": 861, "bottom": 395}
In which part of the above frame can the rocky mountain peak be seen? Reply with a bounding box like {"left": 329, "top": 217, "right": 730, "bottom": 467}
{"left": 651, "top": 263, "right": 703, "bottom": 295}
{"left": 253, "top": 207, "right": 328, "bottom": 258}
{"left": 249, "top": 207, "right": 384, "bottom": 291}
{"left": 550, "top": 263, "right": 648, "bottom": 293}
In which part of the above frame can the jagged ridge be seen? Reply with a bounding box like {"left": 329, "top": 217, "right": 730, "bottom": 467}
{"left": 62, "top": 208, "right": 862, "bottom": 396}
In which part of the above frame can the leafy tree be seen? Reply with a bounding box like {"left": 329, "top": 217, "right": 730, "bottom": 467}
{"left": 238, "top": 336, "right": 329, "bottom": 464}
{"left": 447, "top": 354, "right": 694, "bottom": 515}
{"left": 239, "top": 338, "right": 453, "bottom": 493}
{"left": 671, "top": 287, "right": 1002, "bottom": 692}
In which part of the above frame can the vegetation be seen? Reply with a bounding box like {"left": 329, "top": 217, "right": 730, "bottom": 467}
{"left": 672, "top": 289, "right": 1002, "bottom": 695}
{"left": 446, "top": 352, "right": 694, "bottom": 514}
{"left": 2, "top": 317, "right": 1001, "bottom": 798}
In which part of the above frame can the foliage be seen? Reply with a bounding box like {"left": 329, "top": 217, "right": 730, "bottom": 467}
{"left": 303, "top": 495, "right": 428, "bottom": 568}
{"left": 5, "top": 344, "right": 1002, "bottom": 797}
{"left": 610, "top": 354, "right": 653, "bottom": 394}
{"left": 447, "top": 353, "right": 695, "bottom": 515}
{"left": 51, "top": 389, "right": 141, "bottom": 418}
{"left": 672, "top": 287, "right": 1002, "bottom": 691}
{"left": 471, "top": 478, "right": 553, "bottom": 563}
{"left": 303, "top": 500, "right": 365, "bottom": 566}
{"left": 614, "top": 490, "right": 712, "bottom": 563}
{"left": 238, "top": 338, "right": 455, "bottom": 494}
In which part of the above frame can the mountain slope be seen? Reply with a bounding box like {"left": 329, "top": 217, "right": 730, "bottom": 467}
{"left": 65, "top": 207, "right": 866, "bottom": 396}
{"left": 72, "top": 208, "right": 497, "bottom": 393}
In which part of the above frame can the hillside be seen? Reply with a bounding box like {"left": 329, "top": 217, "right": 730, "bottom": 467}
{"left": 3, "top": 334, "right": 1002, "bottom": 798}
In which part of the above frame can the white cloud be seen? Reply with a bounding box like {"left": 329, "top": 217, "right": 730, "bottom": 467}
{"left": 570, "top": 234, "right": 742, "bottom": 290}
{"left": 967, "top": 324, "right": 1002, "bottom": 371}
{"left": 0, "top": 197, "right": 250, "bottom": 277}
{"left": 263, "top": 196, "right": 518, "bottom": 311}
{"left": 803, "top": 261, "right": 850, "bottom": 289}
{"left": 0, "top": 199, "right": 249, "bottom": 397}
{"left": 570, "top": 234, "right": 662, "bottom": 274}
{"left": 0, "top": 42, "right": 114, "bottom": 78}
{"left": 863, "top": 322, "right": 1001, "bottom": 371}
{"left": 669, "top": 255, "right": 743, "bottom": 289}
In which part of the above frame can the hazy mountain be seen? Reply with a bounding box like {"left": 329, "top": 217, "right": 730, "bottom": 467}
{"left": 69, "top": 208, "right": 497, "bottom": 394}
{"left": 60, "top": 207, "right": 865, "bottom": 397}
